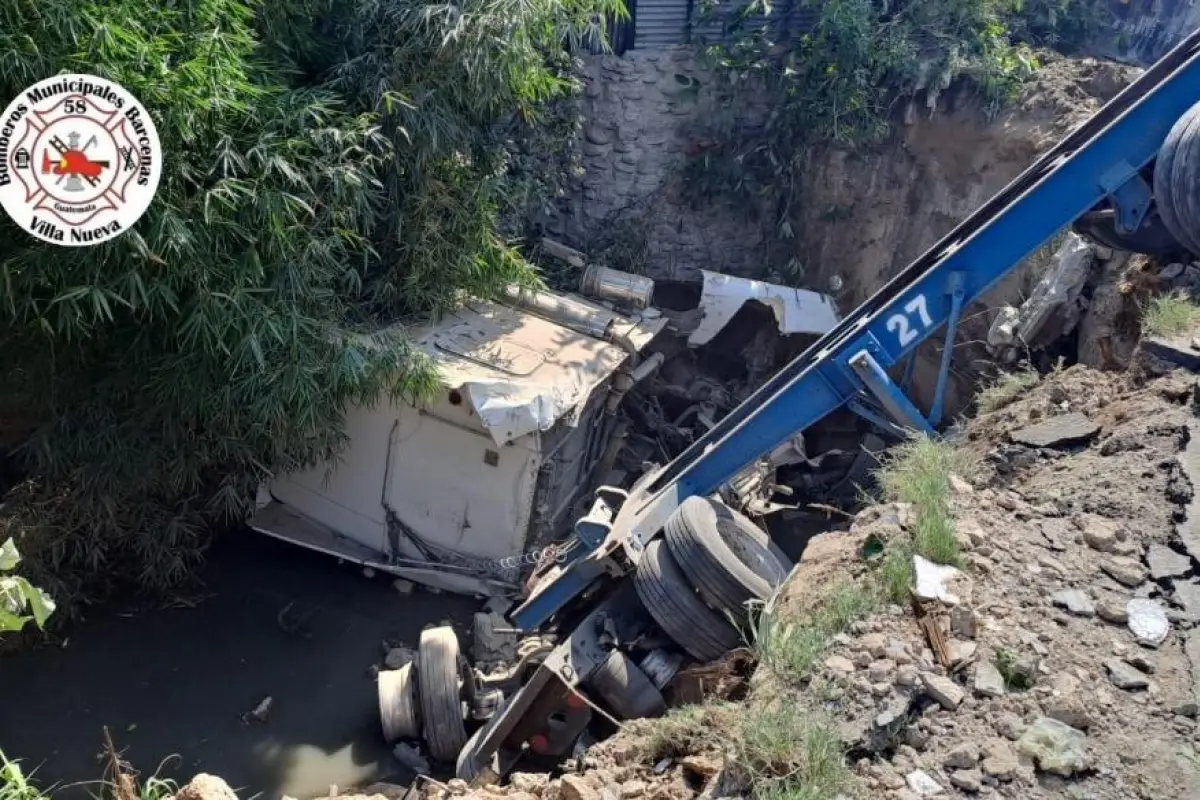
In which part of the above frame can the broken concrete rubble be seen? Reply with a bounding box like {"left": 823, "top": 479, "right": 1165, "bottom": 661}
{"left": 1147, "top": 543, "right": 1192, "bottom": 580}
{"left": 1016, "top": 717, "right": 1089, "bottom": 776}
{"left": 1126, "top": 598, "right": 1170, "bottom": 647}
{"left": 988, "top": 232, "right": 1095, "bottom": 360}
{"left": 1010, "top": 412, "right": 1100, "bottom": 449}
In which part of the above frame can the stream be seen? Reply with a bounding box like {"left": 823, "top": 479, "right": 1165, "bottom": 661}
{"left": 0, "top": 531, "right": 478, "bottom": 800}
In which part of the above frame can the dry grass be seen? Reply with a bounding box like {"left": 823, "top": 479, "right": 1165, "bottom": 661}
{"left": 750, "top": 581, "right": 878, "bottom": 682}
{"left": 1142, "top": 291, "right": 1200, "bottom": 339}
{"left": 874, "top": 435, "right": 975, "bottom": 601}
{"left": 976, "top": 368, "right": 1041, "bottom": 413}
{"left": 734, "top": 700, "right": 852, "bottom": 800}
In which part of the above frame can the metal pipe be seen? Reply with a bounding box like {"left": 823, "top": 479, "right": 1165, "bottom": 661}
{"left": 502, "top": 285, "right": 614, "bottom": 339}
{"left": 580, "top": 265, "right": 655, "bottom": 310}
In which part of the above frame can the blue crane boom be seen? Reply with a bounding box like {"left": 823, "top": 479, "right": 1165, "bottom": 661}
{"left": 509, "top": 27, "right": 1200, "bottom": 632}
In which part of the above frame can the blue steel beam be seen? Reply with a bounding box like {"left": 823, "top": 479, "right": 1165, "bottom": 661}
{"left": 620, "top": 37, "right": 1200, "bottom": 544}
{"left": 511, "top": 29, "right": 1200, "bottom": 630}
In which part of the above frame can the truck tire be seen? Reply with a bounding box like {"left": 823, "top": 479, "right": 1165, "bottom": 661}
{"left": 634, "top": 539, "right": 741, "bottom": 662}
{"left": 418, "top": 626, "right": 468, "bottom": 763}
{"left": 378, "top": 663, "right": 420, "bottom": 742}
{"left": 589, "top": 649, "right": 666, "bottom": 720}
{"left": 664, "top": 496, "right": 791, "bottom": 621}
{"left": 1155, "top": 98, "right": 1200, "bottom": 256}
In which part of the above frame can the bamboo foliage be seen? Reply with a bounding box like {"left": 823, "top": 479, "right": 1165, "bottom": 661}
{"left": 0, "top": 0, "right": 620, "bottom": 610}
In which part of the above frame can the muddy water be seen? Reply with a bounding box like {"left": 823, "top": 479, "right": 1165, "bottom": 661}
{"left": 0, "top": 532, "right": 478, "bottom": 800}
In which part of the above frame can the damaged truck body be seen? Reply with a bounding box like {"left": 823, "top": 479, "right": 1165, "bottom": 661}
{"left": 275, "top": 26, "right": 1200, "bottom": 795}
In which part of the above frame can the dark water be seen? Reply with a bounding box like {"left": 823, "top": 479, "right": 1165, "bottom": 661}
{"left": 0, "top": 532, "right": 479, "bottom": 800}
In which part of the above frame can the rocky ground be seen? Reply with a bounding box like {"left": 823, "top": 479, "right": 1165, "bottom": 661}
{"left": 395, "top": 359, "right": 1200, "bottom": 800}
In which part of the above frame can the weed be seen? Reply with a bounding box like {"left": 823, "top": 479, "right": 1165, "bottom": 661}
{"left": 880, "top": 539, "right": 916, "bottom": 605}
{"left": 750, "top": 581, "right": 879, "bottom": 683}
{"left": 813, "top": 583, "right": 879, "bottom": 634}
{"left": 1142, "top": 291, "right": 1200, "bottom": 339}
{"left": 637, "top": 703, "right": 734, "bottom": 761}
{"left": 976, "top": 368, "right": 1041, "bottom": 413}
{"left": 876, "top": 436, "right": 974, "bottom": 570}
{"left": 735, "top": 701, "right": 853, "bottom": 800}
{"left": 994, "top": 648, "right": 1034, "bottom": 691}
{"left": 0, "top": 756, "right": 49, "bottom": 800}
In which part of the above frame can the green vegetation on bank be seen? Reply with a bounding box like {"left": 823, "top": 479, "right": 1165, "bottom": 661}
{"left": 684, "top": 0, "right": 1112, "bottom": 245}
{"left": 1142, "top": 291, "right": 1200, "bottom": 339}
{"left": 0, "top": 0, "right": 618, "bottom": 615}
{"left": 0, "top": 540, "right": 53, "bottom": 634}
{"left": 976, "top": 367, "right": 1042, "bottom": 413}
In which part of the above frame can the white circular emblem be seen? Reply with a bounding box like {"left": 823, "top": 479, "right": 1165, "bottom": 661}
{"left": 0, "top": 74, "right": 162, "bottom": 247}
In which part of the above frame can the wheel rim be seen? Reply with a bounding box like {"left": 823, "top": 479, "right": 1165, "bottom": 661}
{"left": 378, "top": 663, "right": 420, "bottom": 742}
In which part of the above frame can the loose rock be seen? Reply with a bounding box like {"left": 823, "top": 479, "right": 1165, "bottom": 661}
{"left": 1051, "top": 588, "right": 1095, "bottom": 617}
{"left": 974, "top": 661, "right": 1006, "bottom": 698}
{"left": 1127, "top": 598, "right": 1170, "bottom": 647}
{"left": 905, "top": 770, "right": 944, "bottom": 796}
{"left": 1010, "top": 413, "right": 1100, "bottom": 448}
{"left": 1046, "top": 695, "right": 1093, "bottom": 731}
{"left": 825, "top": 655, "right": 855, "bottom": 675}
{"left": 949, "top": 768, "right": 983, "bottom": 793}
{"left": 921, "top": 672, "right": 965, "bottom": 710}
{"left": 1101, "top": 556, "right": 1149, "bottom": 588}
{"left": 1081, "top": 516, "right": 1121, "bottom": 553}
{"left": 1147, "top": 545, "right": 1192, "bottom": 580}
{"left": 1096, "top": 595, "right": 1130, "bottom": 623}
{"left": 944, "top": 742, "right": 980, "bottom": 769}
{"left": 560, "top": 775, "right": 599, "bottom": 800}
{"left": 1016, "top": 717, "right": 1089, "bottom": 776}
{"left": 994, "top": 712, "right": 1025, "bottom": 740}
{"left": 176, "top": 775, "right": 238, "bottom": 800}
{"left": 981, "top": 740, "right": 1019, "bottom": 781}
{"left": 949, "top": 605, "right": 977, "bottom": 639}
{"left": 1104, "top": 658, "right": 1149, "bottom": 690}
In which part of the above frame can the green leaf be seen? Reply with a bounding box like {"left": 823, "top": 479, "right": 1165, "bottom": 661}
{"left": 15, "top": 577, "right": 55, "bottom": 628}
{"left": 0, "top": 539, "right": 20, "bottom": 572}
{"left": 0, "top": 607, "right": 31, "bottom": 634}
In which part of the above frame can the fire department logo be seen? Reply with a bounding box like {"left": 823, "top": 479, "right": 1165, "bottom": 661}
{"left": 0, "top": 74, "right": 162, "bottom": 247}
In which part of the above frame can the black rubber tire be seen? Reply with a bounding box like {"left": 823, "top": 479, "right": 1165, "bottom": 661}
{"left": 1155, "top": 98, "right": 1200, "bottom": 256}
{"left": 589, "top": 650, "right": 666, "bottom": 720}
{"left": 417, "top": 626, "right": 468, "bottom": 763}
{"left": 634, "top": 539, "right": 741, "bottom": 662}
{"left": 664, "top": 496, "right": 791, "bottom": 620}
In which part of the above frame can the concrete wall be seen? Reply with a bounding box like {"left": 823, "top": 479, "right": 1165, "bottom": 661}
{"left": 1089, "top": 0, "right": 1200, "bottom": 67}
{"left": 541, "top": 47, "right": 773, "bottom": 283}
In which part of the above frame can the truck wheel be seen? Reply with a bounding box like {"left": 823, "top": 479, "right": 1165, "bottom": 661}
{"left": 418, "top": 626, "right": 468, "bottom": 763}
{"left": 378, "top": 663, "right": 420, "bottom": 742}
{"left": 589, "top": 650, "right": 666, "bottom": 720}
{"left": 634, "top": 539, "right": 741, "bottom": 662}
{"left": 1155, "top": 98, "right": 1200, "bottom": 256}
{"left": 664, "top": 496, "right": 791, "bottom": 621}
